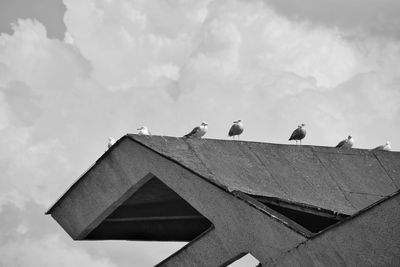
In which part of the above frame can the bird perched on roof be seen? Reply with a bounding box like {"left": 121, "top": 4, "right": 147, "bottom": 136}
{"left": 373, "top": 141, "right": 391, "bottom": 151}
{"left": 137, "top": 126, "right": 151, "bottom": 136}
{"left": 336, "top": 135, "right": 354, "bottom": 148}
{"left": 107, "top": 137, "right": 116, "bottom": 149}
{"left": 184, "top": 122, "right": 208, "bottom": 138}
{"left": 228, "top": 120, "right": 244, "bottom": 140}
{"left": 289, "top": 124, "right": 306, "bottom": 144}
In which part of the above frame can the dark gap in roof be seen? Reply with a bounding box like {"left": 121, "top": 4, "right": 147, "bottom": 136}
{"left": 248, "top": 195, "right": 349, "bottom": 234}
{"left": 86, "top": 176, "right": 213, "bottom": 241}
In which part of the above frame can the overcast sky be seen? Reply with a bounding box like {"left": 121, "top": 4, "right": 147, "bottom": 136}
{"left": 1, "top": 0, "right": 400, "bottom": 266}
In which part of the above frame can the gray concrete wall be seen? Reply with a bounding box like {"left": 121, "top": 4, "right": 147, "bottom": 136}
{"left": 49, "top": 137, "right": 307, "bottom": 266}
{"left": 271, "top": 192, "right": 400, "bottom": 267}
{"left": 111, "top": 138, "right": 308, "bottom": 266}
{"left": 47, "top": 136, "right": 400, "bottom": 266}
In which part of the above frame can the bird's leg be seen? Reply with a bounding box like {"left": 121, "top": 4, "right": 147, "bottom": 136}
{"left": 238, "top": 135, "right": 240, "bottom": 141}
{"left": 300, "top": 140, "right": 302, "bottom": 145}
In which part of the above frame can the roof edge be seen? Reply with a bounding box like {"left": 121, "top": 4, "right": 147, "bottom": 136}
{"left": 232, "top": 191, "right": 312, "bottom": 238}
{"left": 45, "top": 135, "right": 129, "bottom": 215}
{"left": 46, "top": 134, "right": 399, "bottom": 215}
{"left": 308, "top": 189, "right": 400, "bottom": 239}
{"left": 126, "top": 135, "right": 233, "bottom": 194}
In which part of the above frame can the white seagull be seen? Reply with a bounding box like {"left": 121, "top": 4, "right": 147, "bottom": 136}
{"left": 336, "top": 135, "right": 354, "bottom": 149}
{"left": 289, "top": 124, "right": 306, "bottom": 145}
{"left": 107, "top": 137, "right": 116, "bottom": 149}
{"left": 373, "top": 141, "right": 391, "bottom": 151}
{"left": 137, "top": 126, "right": 151, "bottom": 136}
{"left": 184, "top": 122, "right": 208, "bottom": 138}
{"left": 228, "top": 120, "right": 244, "bottom": 140}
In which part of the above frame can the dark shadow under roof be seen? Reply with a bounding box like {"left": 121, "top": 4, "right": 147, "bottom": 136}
{"left": 86, "top": 175, "right": 212, "bottom": 241}
{"left": 128, "top": 135, "right": 400, "bottom": 215}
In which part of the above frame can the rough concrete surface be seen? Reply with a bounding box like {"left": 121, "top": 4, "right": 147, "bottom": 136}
{"left": 46, "top": 135, "right": 400, "bottom": 266}
{"left": 128, "top": 135, "right": 400, "bottom": 214}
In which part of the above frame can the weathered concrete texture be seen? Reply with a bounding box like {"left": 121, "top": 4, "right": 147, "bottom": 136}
{"left": 47, "top": 136, "right": 307, "bottom": 265}
{"left": 128, "top": 135, "right": 400, "bottom": 215}
{"left": 46, "top": 135, "right": 400, "bottom": 266}
{"left": 271, "top": 192, "right": 400, "bottom": 267}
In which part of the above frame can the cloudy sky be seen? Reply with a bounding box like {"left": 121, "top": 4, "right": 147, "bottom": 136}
{"left": 0, "top": 0, "right": 399, "bottom": 265}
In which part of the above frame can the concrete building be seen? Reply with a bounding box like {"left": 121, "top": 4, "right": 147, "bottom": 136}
{"left": 46, "top": 135, "right": 400, "bottom": 266}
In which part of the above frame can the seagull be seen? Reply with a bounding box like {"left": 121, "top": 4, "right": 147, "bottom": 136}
{"left": 289, "top": 124, "right": 306, "bottom": 145}
{"left": 336, "top": 135, "right": 354, "bottom": 148}
{"left": 137, "top": 126, "right": 151, "bottom": 136}
{"left": 184, "top": 121, "right": 208, "bottom": 138}
{"left": 228, "top": 120, "right": 244, "bottom": 140}
{"left": 107, "top": 137, "right": 116, "bottom": 149}
{"left": 373, "top": 141, "right": 391, "bottom": 151}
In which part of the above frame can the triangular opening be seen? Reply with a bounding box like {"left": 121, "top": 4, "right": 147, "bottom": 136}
{"left": 86, "top": 175, "right": 213, "bottom": 241}
{"left": 224, "top": 253, "right": 261, "bottom": 267}
{"left": 248, "top": 195, "right": 349, "bottom": 234}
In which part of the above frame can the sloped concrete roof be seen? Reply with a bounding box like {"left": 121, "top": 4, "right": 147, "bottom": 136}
{"left": 128, "top": 135, "right": 400, "bottom": 215}
{"left": 45, "top": 135, "right": 400, "bottom": 266}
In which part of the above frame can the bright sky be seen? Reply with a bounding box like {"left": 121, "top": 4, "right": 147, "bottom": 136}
{"left": 0, "top": 0, "right": 399, "bottom": 266}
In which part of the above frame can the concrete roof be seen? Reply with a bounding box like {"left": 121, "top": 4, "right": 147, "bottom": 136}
{"left": 127, "top": 135, "right": 400, "bottom": 215}
{"left": 45, "top": 135, "right": 400, "bottom": 265}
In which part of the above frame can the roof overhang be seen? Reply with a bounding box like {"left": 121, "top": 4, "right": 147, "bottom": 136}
{"left": 46, "top": 135, "right": 400, "bottom": 242}
{"left": 46, "top": 135, "right": 400, "bottom": 266}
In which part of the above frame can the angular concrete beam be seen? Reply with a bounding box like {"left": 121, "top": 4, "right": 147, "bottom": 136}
{"left": 271, "top": 191, "right": 400, "bottom": 266}
{"left": 47, "top": 136, "right": 400, "bottom": 266}
{"left": 48, "top": 136, "right": 307, "bottom": 265}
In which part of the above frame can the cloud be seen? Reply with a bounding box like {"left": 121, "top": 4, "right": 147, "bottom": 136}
{"left": 0, "top": 235, "right": 117, "bottom": 267}
{"left": 0, "top": 202, "right": 115, "bottom": 267}
{"left": 266, "top": 0, "right": 400, "bottom": 39}
{"left": 0, "top": 0, "right": 67, "bottom": 39}
{"left": 0, "top": 19, "right": 90, "bottom": 88}
{"left": 63, "top": 0, "right": 209, "bottom": 91}
{"left": 0, "top": 81, "right": 43, "bottom": 127}
{"left": 0, "top": 0, "right": 400, "bottom": 265}
{"left": 269, "top": 71, "right": 400, "bottom": 146}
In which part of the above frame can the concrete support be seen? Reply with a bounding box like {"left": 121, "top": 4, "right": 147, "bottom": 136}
{"left": 157, "top": 230, "right": 244, "bottom": 267}
{"left": 271, "top": 192, "right": 400, "bottom": 267}
{"left": 46, "top": 135, "right": 400, "bottom": 266}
